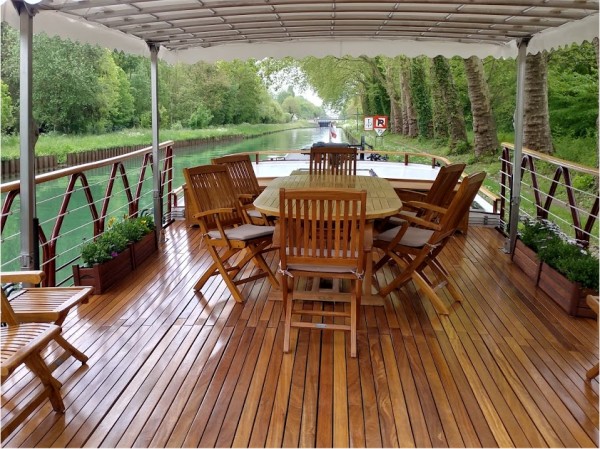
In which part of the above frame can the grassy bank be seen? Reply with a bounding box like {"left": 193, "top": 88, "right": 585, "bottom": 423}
{"left": 1, "top": 122, "right": 313, "bottom": 163}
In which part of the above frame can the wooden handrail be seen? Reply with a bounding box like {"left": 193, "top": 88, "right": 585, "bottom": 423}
{"left": 1, "top": 141, "right": 175, "bottom": 193}
{"left": 501, "top": 142, "right": 599, "bottom": 177}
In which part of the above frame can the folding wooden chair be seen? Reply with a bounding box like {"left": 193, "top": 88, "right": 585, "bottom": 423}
{"left": 276, "top": 187, "right": 370, "bottom": 357}
{"left": 183, "top": 164, "right": 279, "bottom": 303}
{"left": 211, "top": 153, "right": 272, "bottom": 225}
{"left": 1, "top": 271, "right": 90, "bottom": 363}
{"left": 373, "top": 172, "right": 486, "bottom": 314}
{"left": 386, "top": 162, "right": 466, "bottom": 228}
{"left": 1, "top": 322, "right": 65, "bottom": 440}
{"left": 309, "top": 146, "right": 358, "bottom": 175}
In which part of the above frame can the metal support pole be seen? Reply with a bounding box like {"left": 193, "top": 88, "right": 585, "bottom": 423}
{"left": 16, "top": 1, "right": 37, "bottom": 270}
{"left": 504, "top": 38, "right": 530, "bottom": 254}
{"left": 149, "top": 43, "right": 163, "bottom": 244}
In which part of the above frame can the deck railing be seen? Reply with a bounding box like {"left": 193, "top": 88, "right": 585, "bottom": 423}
{"left": 1, "top": 141, "right": 174, "bottom": 286}
{"left": 499, "top": 142, "right": 599, "bottom": 248}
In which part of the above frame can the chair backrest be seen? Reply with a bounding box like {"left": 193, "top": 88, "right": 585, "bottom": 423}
{"left": 211, "top": 154, "right": 261, "bottom": 202}
{"left": 426, "top": 163, "right": 466, "bottom": 207}
{"left": 433, "top": 171, "right": 486, "bottom": 243}
{"left": 278, "top": 188, "right": 367, "bottom": 272}
{"left": 309, "top": 147, "right": 358, "bottom": 175}
{"left": 183, "top": 164, "right": 243, "bottom": 232}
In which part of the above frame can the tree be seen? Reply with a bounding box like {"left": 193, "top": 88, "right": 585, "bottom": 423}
{"left": 410, "top": 57, "right": 433, "bottom": 138}
{"left": 399, "top": 59, "right": 418, "bottom": 137}
{"left": 189, "top": 102, "right": 213, "bottom": 128}
{"left": 464, "top": 56, "right": 499, "bottom": 157}
{"left": 431, "top": 56, "right": 469, "bottom": 153}
{"left": 281, "top": 96, "right": 301, "bottom": 120}
{"left": 360, "top": 56, "right": 402, "bottom": 133}
{"left": 523, "top": 52, "right": 552, "bottom": 153}
{"left": 547, "top": 42, "right": 598, "bottom": 138}
{"left": 32, "top": 35, "right": 106, "bottom": 133}
{"left": 1, "top": 80, "right": 15, "bottom": 133}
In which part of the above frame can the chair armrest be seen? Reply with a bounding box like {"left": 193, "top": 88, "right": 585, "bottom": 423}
{"left": 238, "top": 193, "right": 257, "bottom": 200}
{"left": 396, "top": 212, "right": 442, "bottom": 231}
{"left": 193, "top": 207, "right": 235, "bottom": 219}
{"left": 403, "top": 201, "right": 448, "bottom": 215}
{"left": 0, "top": 271, "right": 46, "bottom": 285}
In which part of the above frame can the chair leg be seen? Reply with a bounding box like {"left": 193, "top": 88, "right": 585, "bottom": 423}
{"left": 586, "top": 363, "right": 599, "bottom": 379}
{"left": 251, "top": 252, "right": 279, "bottom": 289}
{"left": 25, "top": 353, "right": 65, "bottom": 413}
{"left": 283, "top": 276, "right": 293, "bottom": 354}
{"left": 411, "top": 272, "right": 450, "bottom": 315}
{"left": 350, "top": 287, "right": 358, "bottom": 358}
{"left": 54, "top": 334, "right": 88, "bottom": 364}
{"left": 427, "top": 259, "right": 463, "bottom": 303}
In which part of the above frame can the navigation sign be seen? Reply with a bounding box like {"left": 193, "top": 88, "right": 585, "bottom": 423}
{"left": 364, "top": 116, "right": 374, "bottom": 131}
{"left": 374, "top": 115, "right": 388, "bottom": 137}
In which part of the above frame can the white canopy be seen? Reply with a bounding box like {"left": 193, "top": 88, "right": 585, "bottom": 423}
{"left": 2, "top": 1, "right": 598, "bottom": 63}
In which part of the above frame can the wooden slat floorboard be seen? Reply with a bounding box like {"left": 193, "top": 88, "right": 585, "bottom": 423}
{"left": 2, "top": 222, "right": 598, "bottom": 448}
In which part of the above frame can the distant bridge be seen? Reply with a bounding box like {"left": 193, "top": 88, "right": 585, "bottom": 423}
{"left": 316, "top": 117, "right": 346, "bottom": 127}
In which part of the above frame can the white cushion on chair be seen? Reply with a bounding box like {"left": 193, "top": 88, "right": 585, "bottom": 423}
{"left": 247, "top": 209, "right": 263, "bottom": 218}
{"left": 208, "top": 224, "right": 274, "bottom": 241}
{"left": 376, "top": 226, "right": 434, "bottom": 248}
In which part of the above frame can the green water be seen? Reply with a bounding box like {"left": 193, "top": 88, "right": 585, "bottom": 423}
{"left": 1, "top": 127, "right": 339, "bottom": 283}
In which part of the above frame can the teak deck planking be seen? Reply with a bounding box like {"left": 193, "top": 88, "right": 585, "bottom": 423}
{"left": 1, "top": 222, "right": 598, "bottom": 448}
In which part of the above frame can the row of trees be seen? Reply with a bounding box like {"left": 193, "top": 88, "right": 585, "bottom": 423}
{"left": 0, "top": 24, "right": 324, "bottom": 135}
{"left": 1, "top": 21, "right": 597, "bottom": 159}
{"left": 264, "top": 41, "right": 597, "bottom": 157}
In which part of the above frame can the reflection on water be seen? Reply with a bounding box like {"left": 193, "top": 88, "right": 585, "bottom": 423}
{"left": 1, "top": 126, "right": 344, "bottom": 281}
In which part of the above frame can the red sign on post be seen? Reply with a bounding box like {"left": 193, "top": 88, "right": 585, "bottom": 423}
{"left": 374, "top": 115, "right": 388, "bottom": 136}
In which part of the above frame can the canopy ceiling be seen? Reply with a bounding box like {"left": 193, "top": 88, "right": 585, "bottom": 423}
{"left": 2, "top": 0, "right": 599, "bottom": 63}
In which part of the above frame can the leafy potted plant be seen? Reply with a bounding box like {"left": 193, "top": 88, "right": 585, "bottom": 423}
{"left": 72, "top": 213, "right": 157, "bottom": 294}
{"left": 512, "top": 217, "right": 547, "bottom": 282}
{"left": 537, "top": 233, "right": 599, "bottom": 318}
{"left": 111, "top": 213, "right": 157, "bottom": 269}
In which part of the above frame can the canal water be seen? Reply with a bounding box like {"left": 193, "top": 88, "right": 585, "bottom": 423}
{"left": 1, "top": 126, "right": 345, "bottom": 283}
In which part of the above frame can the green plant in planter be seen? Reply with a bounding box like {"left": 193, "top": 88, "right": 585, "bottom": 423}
{"left": 518, "top": 217, "right": 555, "bottom": 252}
{"left": 81, "top": 230, "right": 129, "bottom": 267}
{"left": 538, "top": 234, "right": 599, "bottom": 291}
{"left": 80, "top": 214, "right": 155, "bottom": 267}
{"left": 111, "top": 215, "right": 155, "bottom": 243}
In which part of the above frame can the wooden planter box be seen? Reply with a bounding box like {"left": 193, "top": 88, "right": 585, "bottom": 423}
{"left": 72, "top": 247, "right": 134, "bottom": 294}
{"left": 538, "top": 262, "right": 597, "bottom": 318}
{"left": 131, "top": 230, "right": 158, "bottom": 269}
{"left": 512, "top": 239, "right": 541, "bottom": 283}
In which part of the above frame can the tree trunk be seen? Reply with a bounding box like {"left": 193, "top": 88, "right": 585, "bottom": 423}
{"left": 464, "top": 56, "right": 499, "bottom": 157}
{"left": 523, "top": 52, "right": 552, "bottom": 154}
{"left": 431, "top": 56, "right": 469, "bottom": 152}
{"left": 410, "top": 57, "right": 433, "bottom": 138}
{"left": 430, "top": 57, "right": 449, "bottom": 140}
{"left": 400, "top": 64, "right": 418, "bottom": 137}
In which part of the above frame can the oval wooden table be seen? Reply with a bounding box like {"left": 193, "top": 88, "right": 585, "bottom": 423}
{"left": 254, "top": 173, "right": 402, "bottom": 305}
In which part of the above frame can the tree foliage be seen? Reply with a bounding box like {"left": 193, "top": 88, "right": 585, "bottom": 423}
{"left": 1, "top": 80, "right": 15, "bottom": 133}
{"left": 410, "top": 57, "right": 433, "bottom": 138}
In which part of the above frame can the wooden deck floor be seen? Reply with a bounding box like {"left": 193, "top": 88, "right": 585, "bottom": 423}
{"left": 2, "top": 222, "right": 598, "bottom": 448}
